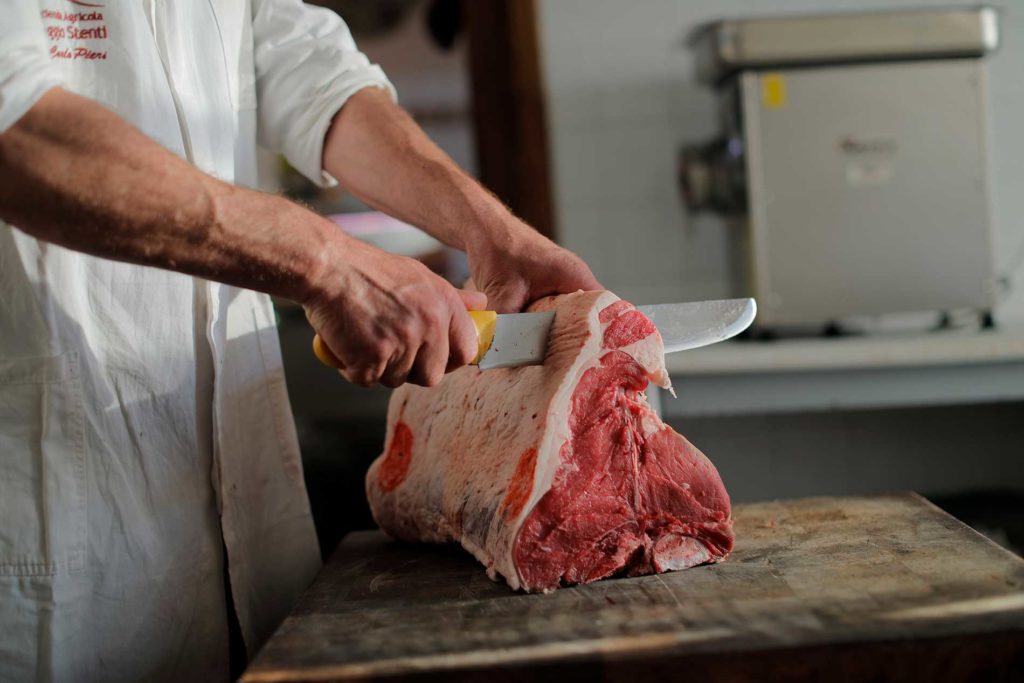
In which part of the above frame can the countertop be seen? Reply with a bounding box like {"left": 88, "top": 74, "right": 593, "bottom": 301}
{"left": 243, "top": 493, "right": 1024, "bottom": 682}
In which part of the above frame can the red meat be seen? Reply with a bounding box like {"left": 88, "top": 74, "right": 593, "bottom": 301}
{"left": 367, "top": 291, "right": 733, "bottom": 592}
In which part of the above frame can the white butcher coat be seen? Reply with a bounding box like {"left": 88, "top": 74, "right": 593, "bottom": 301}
{"left": 0, "top": 1, "right": 394, "bottom": 681}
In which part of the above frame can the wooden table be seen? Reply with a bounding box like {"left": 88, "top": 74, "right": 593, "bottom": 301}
{"left": 242, "top": 494, "right": 1024, "bottom": 682}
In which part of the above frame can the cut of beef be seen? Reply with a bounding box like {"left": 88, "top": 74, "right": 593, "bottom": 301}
{"left": 366, "top": 291, "right": 734, "bottom": 592}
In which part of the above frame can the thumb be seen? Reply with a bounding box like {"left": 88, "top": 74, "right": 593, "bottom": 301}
{"left": 456, "top": 288, "right": 488, "bottom": 311}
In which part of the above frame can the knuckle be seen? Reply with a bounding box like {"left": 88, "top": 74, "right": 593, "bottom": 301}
{"left": 423, "top": 299, "right": 446, "bottom": 326}
{"left": 461, "top": 340, "right": 477, "bottom": 365}
{"left": 396, "top": 318, "right": 414, "bottom": 339}
{"left": 381, "top": 357, "right": 412, "bottom": 389}
{"left": 410, "top": 359, "right": 444, "bottom": 388}
{"left": 423, "top": 368, "right": 443, "bottom": 387}
{"left": 345, "top": 359, "right": 386, "bottom": 387}
{"left": 404, "top": 318, "right": 426, "bottom": 344}
{"left": 342, "top": 369, "right": 370, "bottom": 388}
{"left": 451, "top": 335, "right": 475, "bottom": 367}
{"left": 445, "top": 288, "right": 464, "bottom": 309}
{"left": 368, "top": 343, "right": 392, "bottom": 367}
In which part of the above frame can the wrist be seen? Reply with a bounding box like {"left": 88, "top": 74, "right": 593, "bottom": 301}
{"left": 207, "top": 178, "right": 348, "bottom": 306}
{"left": 293, "top": 217, "right": 352, "bottom": 308}
{"left": 461, "top": 199, "right": 530, "bottom": 257}
{"left": 464, "top": 210, "right": 548, "bottom": 266}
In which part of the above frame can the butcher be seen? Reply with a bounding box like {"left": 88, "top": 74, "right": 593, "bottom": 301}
{"left": 0, "top": 1, "right": 598, "bottom": 681}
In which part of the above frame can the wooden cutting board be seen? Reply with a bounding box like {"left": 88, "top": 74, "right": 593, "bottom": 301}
{"left": 242, "top": 494, "right": 1024, "bottom": 682}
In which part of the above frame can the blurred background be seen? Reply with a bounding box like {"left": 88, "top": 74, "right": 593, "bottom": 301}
{"left": 262, "top": 1, "right": 1024, "bottom": 559}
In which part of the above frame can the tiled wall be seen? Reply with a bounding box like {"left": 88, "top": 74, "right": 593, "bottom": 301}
{"left": 537, "top": 0, "right": 1024, "bottom": 323}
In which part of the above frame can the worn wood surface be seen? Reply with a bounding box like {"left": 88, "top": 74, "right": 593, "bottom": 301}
{"left": 243, "top": 494, "right": 1024, "bottom": 682}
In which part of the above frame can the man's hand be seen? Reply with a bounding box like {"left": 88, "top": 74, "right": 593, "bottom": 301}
{"left": 466, "top": 222, "right": 601, "bottom": 313}
{"left": 303, "top": 236, "right": 486, "bottom": 388}
{"left": 1, "top": 88, "right": 492, "bottom": 390}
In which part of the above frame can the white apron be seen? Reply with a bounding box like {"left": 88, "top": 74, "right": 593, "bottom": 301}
{"left": 0, "top": 1, "right": 393, "bottom": 681}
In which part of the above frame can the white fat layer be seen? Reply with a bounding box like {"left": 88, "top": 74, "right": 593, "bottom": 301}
{"left": 618, "top": 335, "right": 671, "bottom": 390}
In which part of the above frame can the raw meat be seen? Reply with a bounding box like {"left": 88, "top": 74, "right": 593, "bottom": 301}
{"left": 366, "top": 291, "right": 734, "bottom": 592}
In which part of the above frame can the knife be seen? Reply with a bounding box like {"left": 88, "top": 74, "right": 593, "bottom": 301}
{"left": 312, "top": 298, "right": 756, "bottom": 371}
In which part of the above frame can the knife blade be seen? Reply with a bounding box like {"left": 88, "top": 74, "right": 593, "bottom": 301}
{"left": 312, "top": 298, "right": 756, "bottom": 372}
{"left": 475, "top": 297, "right": 756, "bottom": 369}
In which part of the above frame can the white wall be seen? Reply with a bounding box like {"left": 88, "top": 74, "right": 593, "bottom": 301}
{"left": 537, "top": 1, "right": 1024, "bottom": 323}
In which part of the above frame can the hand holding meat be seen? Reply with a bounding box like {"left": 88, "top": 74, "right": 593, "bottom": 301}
{"left": 467, "top": 223, "right": 601, "bottom": 312}
{"left": 304, "top": 236, "right": 486, "bottom": 388}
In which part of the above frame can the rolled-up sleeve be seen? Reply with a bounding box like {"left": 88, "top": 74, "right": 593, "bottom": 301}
{"left": 0, "top": 2, "right": 65, "bottom": 134}
{"left": 252, "top": 0, "right": 396, "bottom": 187}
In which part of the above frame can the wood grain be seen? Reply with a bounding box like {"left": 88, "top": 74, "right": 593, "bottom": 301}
{"left": 242, "top": 494, "right": 1024, "bottom": 682}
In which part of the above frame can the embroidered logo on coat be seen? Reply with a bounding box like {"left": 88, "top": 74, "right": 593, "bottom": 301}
{"left": 40, "top": 3, "right": 109, "bottom": 61}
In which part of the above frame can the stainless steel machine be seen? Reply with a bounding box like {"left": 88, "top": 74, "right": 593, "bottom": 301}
{"left": 681, "top": 8, "right": 1000, "bottom": 332}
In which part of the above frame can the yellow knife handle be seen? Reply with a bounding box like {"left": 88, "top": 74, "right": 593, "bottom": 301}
{"left": 312, "top": 334, "right": 343, "bottom": 369}
{"left": 468, "top": 310, "right": 497, "bottom": 365}
{"left": 311, "top": 310, "right": 499, "bottom": 370}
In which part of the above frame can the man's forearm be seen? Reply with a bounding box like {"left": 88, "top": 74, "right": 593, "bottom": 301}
{"left": 0, "top": 88, "right": 340, "bottom": 304}
{"left": 322, "top": 87, "right": 522, "bottom": 255}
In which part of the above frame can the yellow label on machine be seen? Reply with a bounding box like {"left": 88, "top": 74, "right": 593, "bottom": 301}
{"left": 762, "top": 73, "right": 787, "bottom": 110}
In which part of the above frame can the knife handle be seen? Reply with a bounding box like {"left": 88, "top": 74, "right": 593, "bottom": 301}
{"left": 312, "top": 334, "right": 343, "bottom": 369}
{"left": 312, "top": 310, "right": 499, "bottom": 370}
{"left": 468, "top": 310, "right": 497, "bottom": 365}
